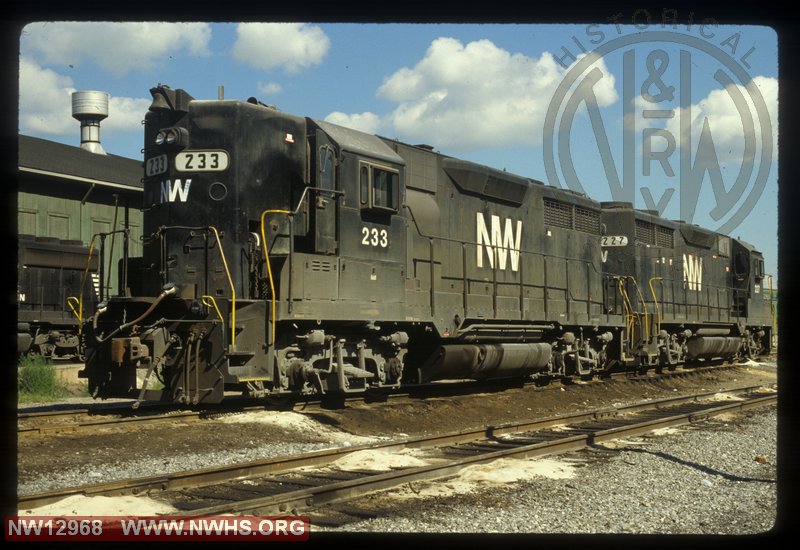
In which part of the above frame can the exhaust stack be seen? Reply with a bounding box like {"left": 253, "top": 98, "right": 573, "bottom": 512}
{"left": 72, "top": 91, "right": 109, "bottom": 155}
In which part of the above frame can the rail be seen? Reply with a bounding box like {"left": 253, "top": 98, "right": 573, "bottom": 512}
{"left": 17, "top": 384, "right": 775, "bottom": 511}
{"left": 187, "top": 389, "right": 776, "bottom": 517}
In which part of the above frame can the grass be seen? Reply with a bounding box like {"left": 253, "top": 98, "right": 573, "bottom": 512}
{"left": 17, "top": 355, "right": 87, "bottom": 403}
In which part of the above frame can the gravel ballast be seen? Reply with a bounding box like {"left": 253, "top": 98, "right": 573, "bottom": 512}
{"left": 17, "top": 365, "right": 780, "bottom": 535}
{"left": 326, "top": 406, "right": 778, "bottom": 535}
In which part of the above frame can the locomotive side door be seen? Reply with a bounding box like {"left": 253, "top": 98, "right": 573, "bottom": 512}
{"left": 314, "top": 131, "right": 338, "bottom": 255}
{"left": 731, "top": 244, "right": 750, "bottom": 318}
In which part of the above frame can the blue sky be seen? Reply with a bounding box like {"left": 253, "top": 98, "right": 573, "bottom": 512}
{"left": 18, "top": 21, "right": 779, "bottom": 281}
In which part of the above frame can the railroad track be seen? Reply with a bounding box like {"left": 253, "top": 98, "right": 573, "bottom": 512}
{"left": 17, "top": 362, "right": 750, "bottom": 439}
{"left": 19, "top": 384, "right": 776, "bottom": 516}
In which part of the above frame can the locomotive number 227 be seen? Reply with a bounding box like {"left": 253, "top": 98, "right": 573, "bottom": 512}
{"left": 361, "top": 227, "right": 389, "bottom": 248}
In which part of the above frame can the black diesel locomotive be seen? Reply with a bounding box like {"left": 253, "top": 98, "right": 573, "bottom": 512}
{"left": 80, "top": 84, "right": 774, "bottom": 404}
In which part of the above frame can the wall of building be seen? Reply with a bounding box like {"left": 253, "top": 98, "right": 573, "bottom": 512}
{"left": 18, "top": 191, "right": 143, "bottom": 297}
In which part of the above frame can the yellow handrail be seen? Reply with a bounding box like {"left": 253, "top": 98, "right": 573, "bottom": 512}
{"left": 208, "top": 226, "right": 236, "bottom": 349}
{"left": 648, "top": 277, "right": 663, "bottom": 336}
{"left": 260, "top": 209, "right": 290, "bottom": 350}
{"left": 629, "top": 276, "right": 650, "bottom": 343}
{"left": 201, "top": 295, "right": 225, "bottom": 326}
{"left": 67, "top": 296, "right": 81, "bottom": 322}
{"left": 72, "top": 237, "right": 97, "bottom": 335}
{"left": 616, "top": 277, "right": 638, "bottom": 342}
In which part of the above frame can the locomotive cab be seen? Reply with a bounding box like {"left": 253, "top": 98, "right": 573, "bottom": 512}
{"left": 730, "top": 239, "right": 773, "bottom": 354}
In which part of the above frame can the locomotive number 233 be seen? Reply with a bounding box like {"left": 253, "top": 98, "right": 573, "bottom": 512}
{"left": 361, "top": 227, "right": 389, "bottom": 248}
{"left": 175, "top": 151, "right": 230, "bottom": 172}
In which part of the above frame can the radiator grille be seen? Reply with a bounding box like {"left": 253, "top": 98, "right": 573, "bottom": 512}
{"left": 544, "top": 199, "right": 601, "bottom": 234}
{"left": 655, "top": 225, "right": 674, "bottom": 248}
{"left": 543, "top": 199, "right": 572, "bottom": 229}
{"left": 575, "top": 206, "right": 601, "bottom": 234}
{"left": 635, "top": 220, "right": 655, "bottom": 245}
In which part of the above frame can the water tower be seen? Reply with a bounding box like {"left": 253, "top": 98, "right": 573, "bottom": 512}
{"left": 71, "top": 91, "right": 109, "bottom": 155}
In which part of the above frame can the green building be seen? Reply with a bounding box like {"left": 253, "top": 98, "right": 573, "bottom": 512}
{"left": 18, "top": 134, "right": 143, "bottom": 298}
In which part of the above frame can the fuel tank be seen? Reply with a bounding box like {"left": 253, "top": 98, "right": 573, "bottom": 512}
{"left": 685, "top": 336, "right": 741, "bottom": 360}
{"left": 421, "top": 343, "right": 552, "bottom": 382}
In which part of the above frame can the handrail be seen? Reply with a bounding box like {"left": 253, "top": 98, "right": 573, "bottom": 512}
{"left": 648, "top": 277, "right": 663, "bottom": 336}
{"left": 146, "top": 225, "right": 236, "bottom": 349}
{"left": 629, "top": 276, "right": 650, "bottom": 343}
{"left": 208, "top": 226, "right": 236, "bottom": 350}
{"left": 201, "top": 295, "right": 225, "bottom": 326}
{"left": 405, "top": 203, "right": 740, "bottom": 326}
{"left": 66, "top": 296, "right": 81, "bottom": 323}
{"left": 258, "top": 186, "right": 346, "bottom": 350}
{"left": 615, "top": 276, "right": 639, "bottom": 346}
{"left": 404, "top": 203, "right": 740, "bottom": 320}
{"left": 260, "top": 209, "right": 290, "bottom": 350}
{"left": 75, "top": 236, "right": 98, "bottom": 333}
{"left": 404, "top": 203, "right": 607, "bottom": 275}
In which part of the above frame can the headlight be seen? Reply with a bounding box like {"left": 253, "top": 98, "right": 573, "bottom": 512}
{"left": 154, "top": 127, "right": 189, "bottom": 148}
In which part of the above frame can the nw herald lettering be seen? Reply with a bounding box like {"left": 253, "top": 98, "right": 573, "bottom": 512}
{"left": 476, "top": 212, "right": 523, "bottom": 272}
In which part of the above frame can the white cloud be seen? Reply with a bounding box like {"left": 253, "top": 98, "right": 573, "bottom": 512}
{"left": 359, "top": 37, "right": 617, "bottom": 151}
{"left": 21, "top": 22, "right": 212, "bottom": 77}
{"left": 19, "top": 57, "right": 150, "bottom": 137}
{"left": 324, "top": 111, "right": 383, "bottom": 134}
{"left": 105, "top": 95, "right": 153, "bottom": 131}
{"left": 19, "top": 57, "right": 75, "bottom": 134}
{"left": 257, "top": 82, "right": 283, "bottom": 95}
{"left": 232, "top": 23, "right": 329, "bottom": 73}
{"left": 665, "top": 75, "right": 778, "bottom": 165}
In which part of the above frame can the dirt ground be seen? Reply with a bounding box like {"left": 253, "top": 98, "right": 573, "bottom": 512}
{"left": 301, "top": 362, "right": 778, "bottom": 435}
{"left": 17, "top": 362, "right": 777, "bottom": 488}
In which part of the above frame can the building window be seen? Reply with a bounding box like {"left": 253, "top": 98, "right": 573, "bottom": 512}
{"left": 18, "top": 209, "right": 37, "bottom": 235}
{"left": 48, "top": 213, "right": 70, "bottom": 239}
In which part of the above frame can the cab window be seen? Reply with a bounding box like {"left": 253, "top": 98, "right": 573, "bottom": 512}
{"left": 319, "top": 146, "right": 335, "bottom": 191}
{"left": 359, "top": 161, "right": 399, "bottom": 213}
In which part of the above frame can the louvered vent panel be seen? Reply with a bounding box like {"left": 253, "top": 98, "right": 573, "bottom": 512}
{"left": 544, "top": 199, "right": 572, "bottom": 229}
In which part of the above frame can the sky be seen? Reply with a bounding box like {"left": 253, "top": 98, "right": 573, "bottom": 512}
{"left": 17, "top": 20, "right": 780, "bottom": 282}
